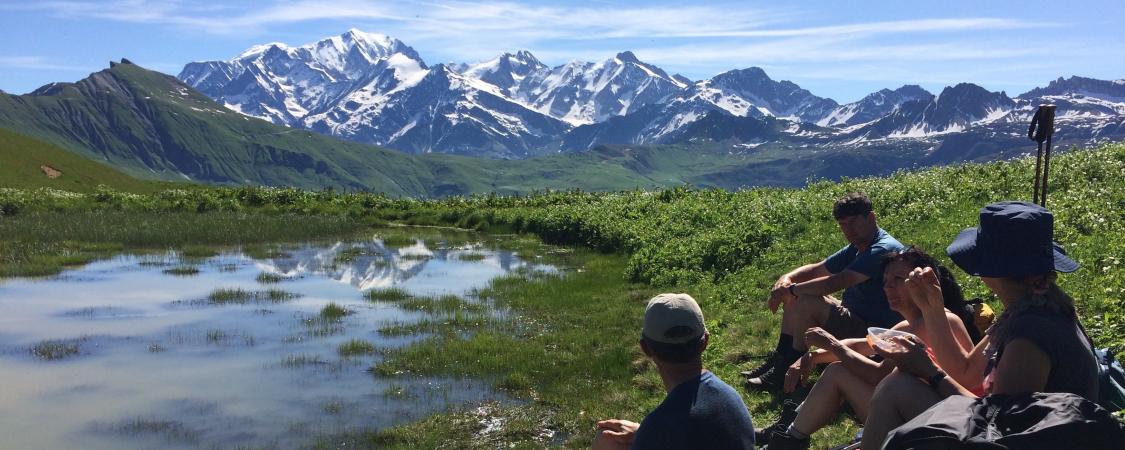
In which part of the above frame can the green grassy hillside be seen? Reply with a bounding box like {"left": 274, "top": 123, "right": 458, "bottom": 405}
{"left": 0, "top": 127, "right": 166, "bottom": 192}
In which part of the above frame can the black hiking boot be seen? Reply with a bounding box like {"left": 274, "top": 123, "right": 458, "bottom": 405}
{"left": 762, "top": 430, "right": 810, "bottom": 450}
{"left": 746, "top": 347, "right": 804, "bottom": 391}
{"left": 754, "top": 400, "right": 800, "bottom": 446}
{"left": 744, "top": 363, "right": 787, "bottom": 390}
{"left": 740, "top": 351, "right": 777, "bottom": 380}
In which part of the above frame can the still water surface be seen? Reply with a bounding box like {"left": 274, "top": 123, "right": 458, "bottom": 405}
{"left": 0, "top": 231, "right": 555, "bottom": 449}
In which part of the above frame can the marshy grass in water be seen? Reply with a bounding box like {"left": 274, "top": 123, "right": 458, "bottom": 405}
{"left": 377, "top": 312, "right": 495, "bottom": 337}
{"left": 457, "top": 252, "right": 487, "bottom": 261}
{"left": 280, "top": 353, "right": 326, "bottom": 368}
{"left": 398, "top": 294, "right": 487, "bottom": 315}
{"left": 109, "top": 418, "right": 199, "bottom": 444}
{"left": 179, "top": 245, "right": 218, "bottom": 259}
{"left": 382, "top": 384, "right": 416, "bottom": 400}
{"left": 206, "top": 288, "right": 299, "bottom": 305}
{"left": 30, "top": 339, "right": 82, "bottom": 360}
{"left": 380, "top": 235, "right": 418, "bottom": 247}
{"left": 337, "top": 339, "right": 376, "bottom": 358}
{"left": 255, "top": 272, "right": 283, "bottom": 283}
{"left": 162, "top": 265, "right": 200, "bottom": 276}
{"left": 319, "top": 302, "right": 351, "bottom": 321}
{"left": 334, "top": 247, "right": 380, "bottom": 263}
{"left": 364, "top": 287, "right": 412, "bottom": 302}
{"left": 302, "top": 316, "right": 345, "bottom": 338}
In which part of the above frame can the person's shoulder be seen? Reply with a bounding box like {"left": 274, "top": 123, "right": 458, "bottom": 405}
{"left": 699, "top": 372, "right": 749, "bottom": 405}
{"left": 870, "top": 229, "right": 905, "bottom": 252}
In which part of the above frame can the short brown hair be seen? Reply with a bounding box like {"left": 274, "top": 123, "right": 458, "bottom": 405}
{"left": 833, "top": 192, "right": 873, "bottom": 219}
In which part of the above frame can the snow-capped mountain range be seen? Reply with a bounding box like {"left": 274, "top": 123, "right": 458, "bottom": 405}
{"left": 179, "top": 29, "right": 1125, "bottom": 159}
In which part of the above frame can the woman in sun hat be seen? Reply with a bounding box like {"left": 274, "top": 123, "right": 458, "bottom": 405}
{"left": 856, "top": 201, "right": 1099, "bottom": 450}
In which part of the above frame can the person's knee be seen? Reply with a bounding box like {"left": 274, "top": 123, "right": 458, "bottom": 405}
{"left": 787, "top": 294, "right": 828, "bottom": 318}
{"left": 820, "top": 361, "right": 844, "bottom": 382}
{"left": 871, "top": 371, "right": 923, "bottom": 405}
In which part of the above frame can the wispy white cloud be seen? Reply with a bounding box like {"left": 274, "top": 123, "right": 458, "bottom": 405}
{"left": 0, "top": 56, "right": 92, "bottom": 71}
{"left": 12, "top": 0, "right": 1052, "bottom": 41}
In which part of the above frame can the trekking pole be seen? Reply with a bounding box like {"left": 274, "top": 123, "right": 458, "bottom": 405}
{"left": 1027, "top": 104, "right": 1056, "bottom": 207}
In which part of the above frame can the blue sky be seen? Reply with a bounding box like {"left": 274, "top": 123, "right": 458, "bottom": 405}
{"left": 1, "top": 0, "right": 1122, "bottom": 102}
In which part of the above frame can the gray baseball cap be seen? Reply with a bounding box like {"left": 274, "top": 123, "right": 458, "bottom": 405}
{"left": 643, "top": 293, "right": 706, "bottom": 344}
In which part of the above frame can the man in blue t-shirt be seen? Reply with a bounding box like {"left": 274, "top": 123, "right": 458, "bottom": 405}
{"left": 593, "top": 293, "right": 756, "bottom": 450}
{"left": 743, "top": 193, "right": 905, "bottom": 390}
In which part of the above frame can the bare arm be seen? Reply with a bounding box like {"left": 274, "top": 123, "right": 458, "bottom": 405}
{"left": 804, "top": 337, "right": 878, "bottom": 366}
{"left": 906, "top": 267, "right": 988, "bottom": 385}
{"left": 791, "top": 269, "right": 868, "bottom": 298}
{"left": 770, "top": 261, "right": 834, "bottom": 312}
{"left": 780, "top": 261, "right": 832, "bottom": 285}
{"left": 823, "top": 339, "right": 892, "bottom": 385}
{"left": 805, "top": 328, "right": 889, "bottom": 385}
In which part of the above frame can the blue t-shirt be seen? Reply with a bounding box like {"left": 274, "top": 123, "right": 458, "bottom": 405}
{"left": 823, "top": 228, "right": 905, "bottom": 328}
{"left": 631, "top": 371, "right": 755, "bottom": 450}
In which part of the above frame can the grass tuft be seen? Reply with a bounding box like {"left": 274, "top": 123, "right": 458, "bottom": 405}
{"left": 319, "top": 302, "right": 351, "bottom": 321}
{"left": 338, "top": 339, "right": 376, "bottom": 357}
{"left": 31, "top": 339, "right": 82, "bottom": 360}
{"left": 255, "top": 272, "right": 283, "bottom": 283}
{"left": 364, "top": 287, "right": 412, "bottom": 302}
{"left": 162, "top": 265, "right": 199, "bottom": 276}
{"left": 206, "top": 288, "right": 298, "bottom": 305}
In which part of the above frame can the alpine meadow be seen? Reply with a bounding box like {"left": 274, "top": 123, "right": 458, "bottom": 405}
{"left": 3, "top": 3, "right": 1125, "bottom": 449}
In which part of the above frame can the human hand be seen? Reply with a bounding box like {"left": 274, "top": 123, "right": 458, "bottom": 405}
{"left": 804, "top": 327, "right": 837, "bottom": 350}
{"left": 768, "top": 284, "right": 796, "bottom": 313}
{"left": 904, "top": 267, "right": 944, "bottom": 314}
{"left": 872, "top": 335, "right": 940, "bottom": 379}
{"left": 774, "top": 275, "right": 793, "bottom": 291}
{"left": 596, "top": 419, "right": 640, "bottom": 445}
{"left": 784, "top": 352, "right": 813, "bottom": 393}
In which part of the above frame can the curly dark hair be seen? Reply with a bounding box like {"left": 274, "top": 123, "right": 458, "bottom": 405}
{"left": 884, "top": 246, "right": 981, "bottom": 343}
{"left": 833, "top": 192, "right": 873, "bottom": 219}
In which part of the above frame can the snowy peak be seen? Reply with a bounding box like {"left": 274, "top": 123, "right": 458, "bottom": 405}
{"left": 515, "top": 51, "right": 687, "bottom": 125}
{"left": 179, "top": 29, "right": 427, "bottom": 125}
{"left": 818, "top": 85, "right": 933, "bottom": 127}
{"left": 691, "top": 67, "right": 838, "bottom": 122}
{"left": 1019, "top": 75, "right": 1125, "bottom": 101}
{"left": 462, "top": 50, "right": 548, "bottom": 94}
{"left": 854, "top": 83, "right": 1015, "bottom": 138}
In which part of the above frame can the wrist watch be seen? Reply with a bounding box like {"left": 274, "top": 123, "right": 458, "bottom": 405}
{"left": 926, "top": 370, "right": 947, "bottom": 389}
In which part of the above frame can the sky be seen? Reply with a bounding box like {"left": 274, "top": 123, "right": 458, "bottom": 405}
{"left": 1, "top": 0, "right": 1123, "bottom": 102}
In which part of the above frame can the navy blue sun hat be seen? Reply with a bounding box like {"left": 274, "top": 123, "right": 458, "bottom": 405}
{"left": 946, "top": 201, "right": 1078, "bottom": 277}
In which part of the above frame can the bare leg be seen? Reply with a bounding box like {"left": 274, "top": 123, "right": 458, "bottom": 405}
{"left": 860, "top": 371, "right": 941, "bottom": 450}
{"left": 790, "top": 362, "right": 877, "bottom": 437}
{"left": 781, "top": 295, "right": 835, "bottom": 351}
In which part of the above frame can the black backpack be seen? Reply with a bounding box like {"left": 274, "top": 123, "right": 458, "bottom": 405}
{"left": 882, "top": 392, "right": 1124, "bottom": 450}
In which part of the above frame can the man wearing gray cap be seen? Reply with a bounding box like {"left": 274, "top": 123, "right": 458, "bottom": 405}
{"left": 593, "top": 293, "right": 756, "bottom": 450}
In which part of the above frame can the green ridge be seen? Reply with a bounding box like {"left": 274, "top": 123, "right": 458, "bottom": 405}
{"left": 0, "top": 127, "right": 165, "bottom": 192}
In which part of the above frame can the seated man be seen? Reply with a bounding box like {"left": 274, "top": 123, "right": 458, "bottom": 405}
{"left": 594, "top": 293, "right": 756, "bottom": 450}
{"left": 744, "top": 193, "right": 905, "bottom": 389}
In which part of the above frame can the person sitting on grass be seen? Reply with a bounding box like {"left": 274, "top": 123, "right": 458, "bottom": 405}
{"left": 758, "top": 247, "right": 979, "bottom": 450}
{"left": 594, "top": 293, "right": 756, "bottom": 450}
{"left": 858, "top": 201, "right": 1098, "bottom": 450}
{"left": 744, "top": 193, "right": 905, "bottom": 389}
